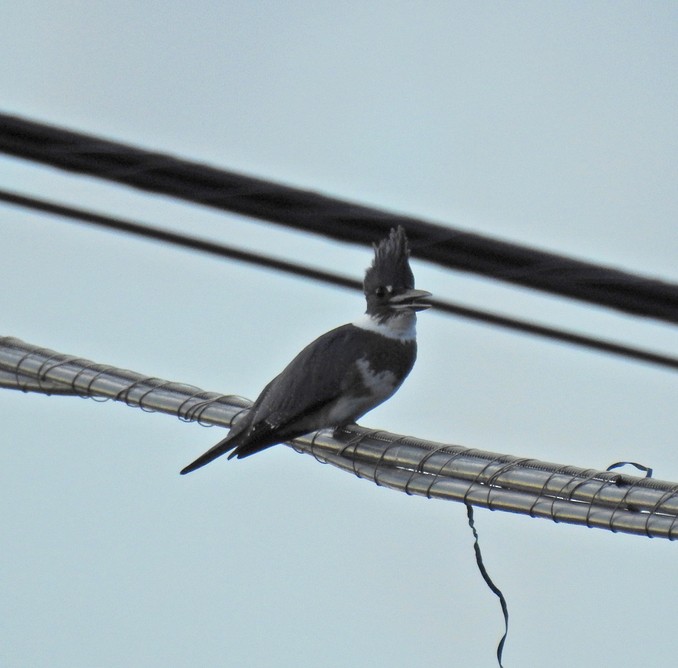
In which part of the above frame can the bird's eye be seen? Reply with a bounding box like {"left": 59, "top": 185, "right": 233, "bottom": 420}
{"left": 375, "top": 286, "right": 387, "bottom": 298}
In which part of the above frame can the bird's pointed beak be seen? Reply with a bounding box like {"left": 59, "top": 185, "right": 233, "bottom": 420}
{"left": 388, "top": 288, "right": 432, "bottom": 312}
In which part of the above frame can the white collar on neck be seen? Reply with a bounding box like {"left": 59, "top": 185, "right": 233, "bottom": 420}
{"left": 352, "top": 312, "right": 417, "bottom": 341}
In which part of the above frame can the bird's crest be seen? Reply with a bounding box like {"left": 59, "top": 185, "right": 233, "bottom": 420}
{"left": 364, "top": 226, "right": 415, "bottom": 292}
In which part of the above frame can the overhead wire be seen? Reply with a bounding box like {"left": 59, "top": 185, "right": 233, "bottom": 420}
{"left": 2, "top": 335, "right": 677, "bottom": 540}
{"left": 2, "top": 112, "right": 678, "bottom": 325}
{"left": 2, "top": 188, "right": 677, "bottom": 372}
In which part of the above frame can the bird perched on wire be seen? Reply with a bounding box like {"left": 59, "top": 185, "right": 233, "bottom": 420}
{"left": 180, "top": 226, "right": 430, "bottom": 474}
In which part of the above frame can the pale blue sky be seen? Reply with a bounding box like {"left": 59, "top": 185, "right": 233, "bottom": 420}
{"left": 2, "top": 3, "right": 677, "bottom": 667}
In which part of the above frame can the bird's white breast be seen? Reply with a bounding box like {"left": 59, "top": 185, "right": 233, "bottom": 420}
{"left": 356, "top": 357, "right": 398, "bottom": 398}
{"left": 320, "top": 357, "right": 399, "bottom": 427}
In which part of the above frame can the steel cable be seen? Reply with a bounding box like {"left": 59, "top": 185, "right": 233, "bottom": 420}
{"left": 2, "top": 335, "right": 676, "bottom": 540}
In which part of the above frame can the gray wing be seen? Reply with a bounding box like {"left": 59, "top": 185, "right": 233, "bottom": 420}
{"left": 180, "top": 324, "right": 364, "bottom": 473}
{"left": 245, "top": 323, "right": 365, "bottom": 436}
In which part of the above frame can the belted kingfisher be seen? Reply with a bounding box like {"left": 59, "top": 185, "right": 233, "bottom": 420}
{"left": 180, "top": 226, "right": 430, "bottom": 474}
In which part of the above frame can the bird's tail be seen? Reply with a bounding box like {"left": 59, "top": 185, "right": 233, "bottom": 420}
{"left": 180, "top": 432, "right": 237, "bottom": 475}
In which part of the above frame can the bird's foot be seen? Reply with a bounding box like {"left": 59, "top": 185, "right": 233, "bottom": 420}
{"left": 332, "top": 423, "right": 358, "bottom": 440}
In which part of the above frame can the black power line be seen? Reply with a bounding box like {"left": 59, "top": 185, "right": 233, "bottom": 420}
{"left": 1, "top": 113, "right": 678, "bottom": 325}
{"left": 2, "top": 187, "right": 677, "bottom": 373}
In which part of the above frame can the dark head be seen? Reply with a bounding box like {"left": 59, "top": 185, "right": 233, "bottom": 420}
{"left": 363, "top": 227, "right": 431, "bottom": 322}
